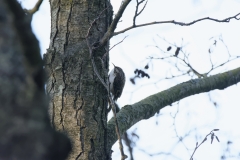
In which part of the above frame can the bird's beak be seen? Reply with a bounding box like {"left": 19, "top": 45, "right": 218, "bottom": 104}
{"left": 112, "top": 63, "right": 115, "bottom": 67}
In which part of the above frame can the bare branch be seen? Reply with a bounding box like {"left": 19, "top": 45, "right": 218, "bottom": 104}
{"left": 147, "top": 35, "right": 240, "bottom": 79}
{"left": 99, "top": 0, "right": 132, "bottom": 46}
{"left": 109, "top": 36, "right": 128, "bottom": 51}
{"left": 207, "top": 55, "right": 240, "bottom": 75}
{"left": 109, "top": 95, "right": 128, "bottom": 160}
{"left": 190, "top": 129, "right": 220, "bottom": 160}
{"left": 122, "top": 132, "right": 134, "bottom": 160}
{"left": 114, "top": 12, "right": 240, "bottom": 36}
{"left": 133, "top": 0, "right": 148, "bottom": 26}
{"left": 175, "top": 51, "right": 206, "bottom": 78}
{"left": 24, "top": 0, "right": 43, "bottom": 15}
{"left": 136, "top": 0, "right": 147, "bottom": 17}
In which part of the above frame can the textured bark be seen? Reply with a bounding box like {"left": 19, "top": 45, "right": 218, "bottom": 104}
{"left": 0, "top": 0, "right": 71, "bottom": 159}
{"left": 44, "top": 0, "right": 111, "bottom": 159}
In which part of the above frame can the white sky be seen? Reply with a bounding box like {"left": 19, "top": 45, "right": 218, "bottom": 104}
{"left": 20, "top": 0, "right": 240, "bottom": 159}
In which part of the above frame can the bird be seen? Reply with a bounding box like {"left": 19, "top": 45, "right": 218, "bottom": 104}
{"left": 108, "top": 63, "right": 125, "bottom": 101}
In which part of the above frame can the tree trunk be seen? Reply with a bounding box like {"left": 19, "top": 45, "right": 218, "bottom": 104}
{"left": 44, "top": 0, "right": 111, "bottom": 159}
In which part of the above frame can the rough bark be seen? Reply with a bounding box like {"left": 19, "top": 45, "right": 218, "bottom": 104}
{"left": 0, "top": 0, "right": 71, "bottom": 159}
{"left": 44, "top": 0, "right": 111, "bottom": 159}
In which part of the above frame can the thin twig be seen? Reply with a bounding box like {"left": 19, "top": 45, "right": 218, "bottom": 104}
{"left": 109, "top": 95, "right": 128, "bottom": 160}
{"left": 190, "top": 129, "right": 220, "bottom": 160}
{"left": 123, "top": 132, "right": 134, "bottom": 160}
{"left": 91, "top": 58, "right": 109, "bottom": 90}
{"left": 114, "top": 12, "right": 240, "bottom": 36}
{"left": 109, "top": 36, "right": 128, "bottom": 51}
{"left": 175, "top": 53, "right": 205, "bottom": 78}
{"left": 154, "top": 35, "right": 240, "bottom": 78}
{"left": 136, "top": 0, "right": 148, "bottom": 17}
{"left": 133, "top": 0, "right": 148, "bottom": 26}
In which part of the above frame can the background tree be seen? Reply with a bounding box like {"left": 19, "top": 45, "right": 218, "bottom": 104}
{"left": 0, "top": 0, "right": 71, "bottom": 159}
{"left": 2, "top": 0, "right": 240, "bottom": 159}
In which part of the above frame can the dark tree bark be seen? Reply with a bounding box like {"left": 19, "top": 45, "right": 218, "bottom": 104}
{"left": 0, "top": 0, "right": 71, "bottom": 160}
{"left": 44, "top": 0, "right": 111, "bottom": 159}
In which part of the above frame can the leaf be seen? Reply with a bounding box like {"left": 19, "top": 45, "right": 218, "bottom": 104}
{"left": 130, "top": 78, "right": 135, "bottom": 85}
{"left": 144, "top": 64, "right": 149, "bottom": 69}
{"left": 134, "top": 69, "right": 138, "bottom": 74}
{"left": 213, "top": 129, "right": 219, "bottom": 131}
{"left": 211, "top": 133, "right": 214, "bottom": 144}
{"left": 167, "top": 46, "right": 172, "bottom": 51}
{"left": 175, "top": 47, "right": 180, "bottom": 57}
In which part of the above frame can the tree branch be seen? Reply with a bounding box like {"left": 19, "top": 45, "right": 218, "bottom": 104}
{"left": 114, "top": 12, "right": 240, "bottom": 36}
{"left": 133, "top": 0, "right": 148, "bottom": 26}
{"left": 24, "top": 0, "right": 43, "bottom": 15}
{"left": 107, "top": 66, "right": 240, "bottom": 148}
{"left": 99, "top": 0, "right": 132, "bottom": 46}
{"left": 190, "top": 129, "right": 220, "bottom": 160}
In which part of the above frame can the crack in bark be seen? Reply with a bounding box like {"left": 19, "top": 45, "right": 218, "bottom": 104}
{"left": 47, "top": 49, "right": 56, "bottom": 94}
{"left": 75, "top": 152, "right": 83, "bottom": 160}
{"left": 75, "top": 61, "right": 83, "bottom": 120}
{"left": 64, "top": 1, "right": 72, "bottom": 51}
{"left": 52, "top": 101, "right": 56, "bottom": 129}
{"left": 60, "top": 62, "right": 66, "bottom": 130}
{"left": 76, "top": 98, "right": 84, "bottom": 126}
{"left": 101, "top": 97, "right": 109, "bottom": 159}
{"left": 92, "top": 74, "right": 98, "bottom": 123}
{"left": 51, "top": 0, "right": 60, "bottom": 47}
{"left": 79, "top": 126, "right": 86, "bottom": 159}
{"left": 89, "top": 138, "right": 95, "bottom": 160}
